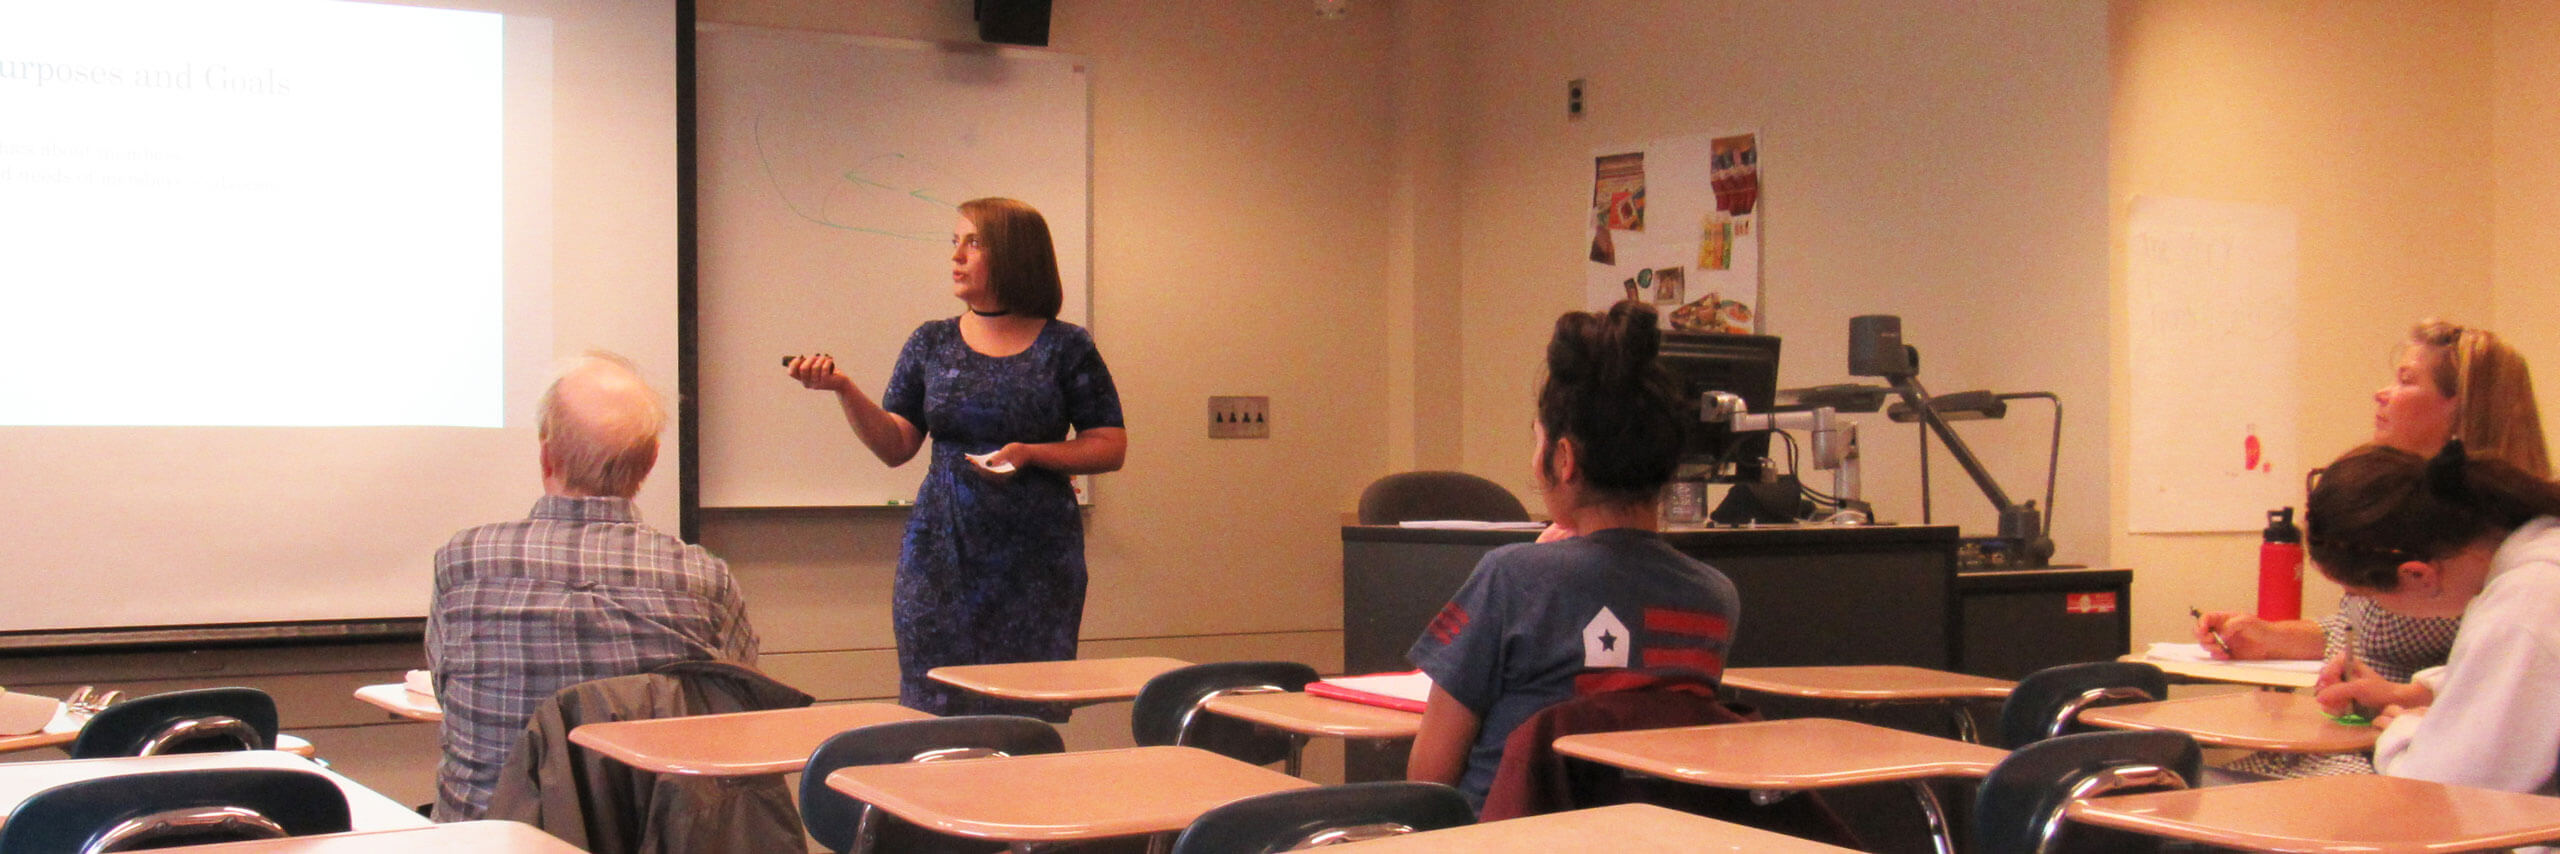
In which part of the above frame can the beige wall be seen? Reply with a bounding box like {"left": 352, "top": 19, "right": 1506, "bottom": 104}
{"left": 1438, "top": 1, "right": 2113, "bottom": 563}
{"left": 2496, "top": 0, "right": 2560, "bottom": 389}
{"left": 2108, "top": 0, "right": 2504, "bottom": 645}
{"left": 695, "top": 1, "right": 1397, "bottom": 701}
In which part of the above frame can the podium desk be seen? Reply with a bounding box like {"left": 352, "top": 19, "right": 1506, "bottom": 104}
{"left": 926, "top": 657, "right": 1191, "bottom": 708}
{"left": 1324, "top": 803, "right": 1861, "bottom": 852}
{"left": 2068, "top": 774, "right": 2560, "bottom": 852}
{"left": 151, "top": 821, "right": 576, "bottom": 852}
{"left": 569, "top": 702, "right": 932, "bottom": 776}
{"left": 2076, "top": 690, "right": 2377, "bottom": 754}
{"left": 0, "top": 751, "right": 430, "bottom": 833}
{"left": 1554, "top": 717, "right": 2007, "bottom": 854}
{"left": 353, "top": 683, "right": 444, "bottom": 723}
{"left": 825, "top": 745, "right": 1311, "bottom": 846}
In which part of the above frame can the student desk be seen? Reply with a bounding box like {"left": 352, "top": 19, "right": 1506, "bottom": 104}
{"left": 2118, "top": 653, "right": 2320, "bottom": 689}
{"left": 567, "top": 702, "right": 932, "bottom": 776}
{"left": 0, "top": 699, "right": 79, "bottom": 754}
{"left": 1196, "top": 691, "right": 1420, "bottom": 776}
{"left": 2075, "top": 690, "right": 2377, "bottom": 754}
{"left": 148, "top": 821, "right": 577, "bottom": 852}
{"left": 1553, "top": 717, "right": 2008, "bottom": 854}
{"left": 926, "top": 657, "right": 1191, "bottom": 708}
{"left": 1323, "top": 802, "right": 1862, "bottom": 852}
{"left": 0, "top": 751, "right": 431, "bottom": 833}
{"left": 1721, "top": 665, "right": 2015, "bottom": 743}
{"left": 824, "top": 745, "right": 1312, "bottom": 849}
{"left": 352, "top": 684, "right": 444, "bottom": 723}
{"left": 2066, "top": 774, "right": 2560, "bottom": 852}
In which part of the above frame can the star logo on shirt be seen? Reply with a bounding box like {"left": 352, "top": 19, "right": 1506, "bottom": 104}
{"left": 1583, "top": 607, "right": 1630, "bottom": 668}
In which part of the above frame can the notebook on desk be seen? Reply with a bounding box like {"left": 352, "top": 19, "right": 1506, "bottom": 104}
{"left": 2144, "top": 642, "right": 2324, "bottom": 673}
{"left": 1307, "top": 670, "right": 1432, "bottom": 713}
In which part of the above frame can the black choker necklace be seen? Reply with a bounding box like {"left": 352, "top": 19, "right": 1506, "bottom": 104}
{"left": 970, "top": 307, "right": 1011, "bottom": 317}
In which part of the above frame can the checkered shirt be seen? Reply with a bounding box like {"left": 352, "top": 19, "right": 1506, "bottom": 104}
{"left": 425, "top": 495, "right": 757, "bottom": 821}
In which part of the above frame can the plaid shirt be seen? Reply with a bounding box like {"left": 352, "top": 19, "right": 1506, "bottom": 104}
{"left": 426, "top": 495, "right": 757, "bottom": 821}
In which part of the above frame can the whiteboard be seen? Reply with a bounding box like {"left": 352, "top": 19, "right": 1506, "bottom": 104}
{"left": 695, "top": 25, "right": 1090, "bottom": 507}
{"left": 2126, "top": 195, "right": 2300, "bottom": 532}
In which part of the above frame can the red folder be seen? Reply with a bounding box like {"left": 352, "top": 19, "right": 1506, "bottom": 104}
{"left": 1306, "top": 670, "right": 1432, "bottom": 713}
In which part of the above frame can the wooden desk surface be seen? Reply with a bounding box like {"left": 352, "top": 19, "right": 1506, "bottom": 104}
{"left": 1324, "top": 803, "right": 1862, "bottom": 852}
{"left": 825, "top": 745, "right": 1313, "bottom": 842}
{"left": 152, "top": 821, "right": 576, "bottom": 852}
{"left": 2067, "top": 774, "right": 2560, "bottom": 853}
{"left": 568, "top": 702, "right": 932, "bottom": 776}
{"left": 2120, "top": 653, "right": 2320, "bottom": 690}
{"left": 353, "top": 684, "right": 443, "bottom": 723}
{"left": 1722, "top": 665, "right": 2017, "bottom": 701}
{"left": 1198, "top": 692, "right": 1420, "bottom": 740}
{"left": 2076, "top": 690, "right": 2376, "bottom": 754}
{"left": 0, "top": 699, "right": 77, "bottom": 754}
{"left": 1554, "top": 717, "right": 2008, "bottom": 788}
{"left": 925, "top": 656, "right": 1191, "bottom": 704}
{"left": 0, "top": 751, "right": 431, "bottom": 833}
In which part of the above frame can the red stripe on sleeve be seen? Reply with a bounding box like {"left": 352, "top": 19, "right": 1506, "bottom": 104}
{"left": 1643, "top": 607, "right": 1730, "bottom": 640}
{"left": 1426, "top": 602, "right": 1470, "bottom": 644}
{"left": 1645, "top": 647, "right": 1726, "bottom": 675}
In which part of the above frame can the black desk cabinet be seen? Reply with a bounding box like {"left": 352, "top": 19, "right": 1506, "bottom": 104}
{"left": 1341, "top": 525, "right": 2130, "bottom": 680}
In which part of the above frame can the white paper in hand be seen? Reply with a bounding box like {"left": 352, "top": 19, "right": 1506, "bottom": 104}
{"left": 964, "top": 452, "right": 1017, "bottom": 474}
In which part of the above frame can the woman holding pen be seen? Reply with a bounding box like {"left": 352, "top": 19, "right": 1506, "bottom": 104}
{"left": 2303, "top": 441, "right": 2560, "bottom": 795}
{"left": 786, "top": 198, "right": 1126, "bottom": 717}
{"left": 2195, "top": 320, "right": 2546, "bottom": 777}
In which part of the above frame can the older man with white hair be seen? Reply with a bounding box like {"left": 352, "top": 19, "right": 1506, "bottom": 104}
{"left": 426, "top": 352, "right": 758, "bottom": 821}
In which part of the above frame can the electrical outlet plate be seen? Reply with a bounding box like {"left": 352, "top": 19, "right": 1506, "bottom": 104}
{"left": 1209, "top": 396, "right": 1270, "bottom": 439}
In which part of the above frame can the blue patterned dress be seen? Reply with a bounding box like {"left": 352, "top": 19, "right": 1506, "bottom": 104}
{"left": 879, "top": 318, "right": 1123, "bottom": 716}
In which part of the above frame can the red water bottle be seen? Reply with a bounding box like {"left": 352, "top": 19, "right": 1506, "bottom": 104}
{"left": 2258, "top": 507, "right": 2304, "bottom": 620}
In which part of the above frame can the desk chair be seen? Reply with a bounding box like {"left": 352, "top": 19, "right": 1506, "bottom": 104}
{"left": 1166, "top": 781, "right": 1472, "bottom": 854}
{"left": 1355, "top": 471, "right": 1529, "bottom": 524}
{"left": 800, "top": 715, "right": 1064, "bottom": 854}
{"left": 1995, "top": 662, "right": 2166, "bottom": 749}
{"left": 67, "top": 688, "right": 277, "bottom": 759}
{"left": 1973, "top": 730, "right": 2198, "bottom": 854}
{"left": 0, "top": 767, "right": 350, "bottom": 853}
{"left": 1132, "top": 662, "right": 1318, "bottom": 775}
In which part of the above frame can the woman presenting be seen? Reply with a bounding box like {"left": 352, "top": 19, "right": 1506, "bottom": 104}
{"left": 788, "top": 197, "right": 1126, "bottom": 716}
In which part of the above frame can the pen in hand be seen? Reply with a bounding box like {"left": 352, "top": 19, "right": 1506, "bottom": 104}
{"left": 2328, "top": 625, "right": 2375, "bottom": 721}
{"left": 2190, "top": 606, "right": 2233, "bottom": 657}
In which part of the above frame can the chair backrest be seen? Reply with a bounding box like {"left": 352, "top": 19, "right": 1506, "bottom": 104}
{"left": 799, "top": 715, "right": 1064, "bottom": 854}
{"left": 1973, "top": 730, "right": 2199, "bottom": 854}
{"left": 1168, "top": 781, "right": 1474, "bottom": 854}
{"left": 1995, "top": 661, "right": 2166, "bottom": 749}
{"left": 1131, "top": 661, "right": 1319, "bottom": 767}
{"left": 0, "top": 767, "right": 350, "bottom": 854}
{"left": 69, "top": 688, "right": 278, "bottom": 759}
{"left": 1356, "top": 471, "right": 1530, "bottom": 525}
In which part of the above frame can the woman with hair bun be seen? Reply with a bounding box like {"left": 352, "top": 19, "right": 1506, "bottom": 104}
{"left": 2306, "top": 442, "right": 2560, "bottom": 795}
{"left": 1404, "top": 301, "right": 1740, "bottom": 811}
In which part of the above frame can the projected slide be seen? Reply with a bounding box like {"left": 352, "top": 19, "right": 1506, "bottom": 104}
{"left": 0, "top": 0, "right": 505, "bottom": 427}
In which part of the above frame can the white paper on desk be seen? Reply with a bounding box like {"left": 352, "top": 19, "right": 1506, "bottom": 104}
{"left": 1317, "top": 671, "right": 1434, "bottom": 703}
{"left": 1396, "top": 520, "right": 1550, "bottom": 531}
{"left": 2146, "top": 642, "right": 2325, "bottom": 672}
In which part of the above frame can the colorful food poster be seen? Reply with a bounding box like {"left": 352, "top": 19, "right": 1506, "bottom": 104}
{"left": 1585, "top": 131, "right": 1759, "bottom": 333}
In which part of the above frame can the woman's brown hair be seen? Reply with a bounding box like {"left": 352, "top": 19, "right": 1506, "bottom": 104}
{"left": 960, "top": 197, "right": 1064, "bottom": 319}
{"left": 2410, "top": 319, "right": 2549, "bottom": 477}
{"left": 2306, "top": 441, "right": 2560, "bottom": 590}
{"left": 1537, "top": 300, "right": 1685, "bottom": 506}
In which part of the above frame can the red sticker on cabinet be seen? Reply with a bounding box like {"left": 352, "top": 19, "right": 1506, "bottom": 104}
{"left": 2065, "top": 592, "right": 2118, "bottom": 614}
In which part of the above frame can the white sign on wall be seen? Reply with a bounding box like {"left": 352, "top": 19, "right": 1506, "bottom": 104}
{"left": 2127, "top": 195, "right": 2301, "bottom": 533}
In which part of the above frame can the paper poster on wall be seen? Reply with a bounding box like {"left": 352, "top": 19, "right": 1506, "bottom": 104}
{"left": 2127, "top": 195, "right": 2300, "bottom": 533}
{"left": 1584, "top": 131, "right": 1759, "bottom": 333}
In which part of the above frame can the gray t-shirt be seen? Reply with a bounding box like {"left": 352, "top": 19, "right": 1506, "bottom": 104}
{"left": 1408, "top": 527, "right": 1739, "bottom": 808}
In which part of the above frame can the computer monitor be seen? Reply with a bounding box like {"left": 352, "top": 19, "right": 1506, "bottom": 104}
{"left": 1658, "top": 331, "right": 1781, "bottom": 482}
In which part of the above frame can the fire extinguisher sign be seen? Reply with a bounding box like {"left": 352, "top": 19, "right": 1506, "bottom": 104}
{"left": 2064, "top": 592, "right": 2118, "bottom": 614}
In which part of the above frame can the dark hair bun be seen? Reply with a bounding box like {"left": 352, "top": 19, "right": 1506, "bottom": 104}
{"left": 1548, "top": 301, "right": 1662, "bottom": 391}
{"left": 1538, "top": 300, "right": 1684, "bottom": 504}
